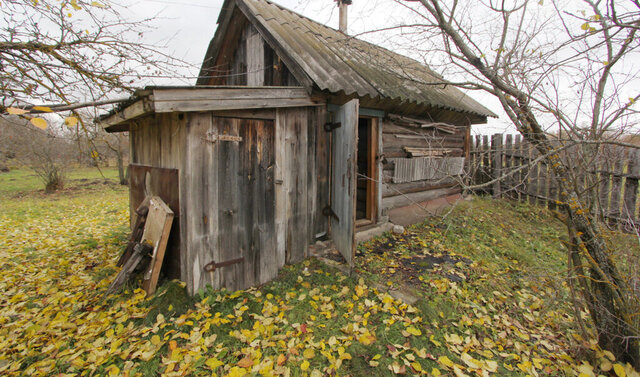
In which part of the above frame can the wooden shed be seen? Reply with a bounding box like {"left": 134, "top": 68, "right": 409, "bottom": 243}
{"left": 102, "top": 0, "right": 495, "bottom": 294}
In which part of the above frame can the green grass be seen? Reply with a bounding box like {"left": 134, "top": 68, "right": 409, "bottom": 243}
{"left": 1, "top": 169, "right": 637, "bottom": 376}
{"left": 0, "top": 166, "right": 121, "bottom": 196}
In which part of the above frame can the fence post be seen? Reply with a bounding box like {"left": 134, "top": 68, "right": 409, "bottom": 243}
{"left": 492, "top": 134, "right": 503, "bottom": 198}
{"left": 482, "top": 135, "right": 490, "bottom": 195}
{"left": 504, "top": 134, "right": 513, "bottom": 199}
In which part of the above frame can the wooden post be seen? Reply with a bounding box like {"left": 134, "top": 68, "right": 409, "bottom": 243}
{"left": 527, "top": 142, "right": 535, "bottom": 205}
{"left": 515, "top": 135, "right": 523, "bottom": 202}
{"left": 505, "top": 134, "right": 513, "bottom": 199}
{"left": 482, "top": 135, "right": 490, "bottom": 195}
{"left": 491, "top": 134, "right": 503, "bottom": 198}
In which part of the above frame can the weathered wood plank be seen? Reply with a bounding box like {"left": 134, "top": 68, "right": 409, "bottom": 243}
{"left": 330, "top": 99, "right": 358, "bottom": 266}
{"left": 218, "top": 118, "right": 243, "bottom": 291}
{"left": 141, "top": 196, "right": 174, "bottom": 296}
{"left": 307, "top": 108, "right": 318, "bottom": 243}
{"left": 283, "top": 108, "right": 309, "bottom": 264}
{"left": 154, "top": 97, "right": 321, "bottom": 114}
{"left": 246, "top": 25, "right": 265, "bottom": 86}
{"left": 391, "top": 157, "right": 465, "bottom": 183}
{"left": 153, "top": 87, "right": 310, "bottom": 101}
{"left": 253, "top": 120, "right": 276, "bottom": 283}
{"left": 491, "top": 134, "right": 502, "bottom": 198}
{"left": 211, "top": 109, "right": 276, "bottom": 120}
{"left": 102, "top": 98, "right": 153, "bottom": 129}
{"left": 376, "top": 117, "right": 384, "bottom": 220}
{"left": 182, "top": 113, "right": 215, "bottom": 294}
{"left": 274, "top": 109, "right": 287, "bottom": 270}
{"left": 515, "top": 135, "right": 522, "bottom": 201}
{"left": 314, "top": 106, "right": 330, "bottom": 238}
{"left": 504, "top": 135, "right": 513, "bottom": 198}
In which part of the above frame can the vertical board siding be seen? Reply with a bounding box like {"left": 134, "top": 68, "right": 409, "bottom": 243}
{"left": 282, "top": 108, "right": 309, "bottom": 264}
{"left": 129, "top": 114, "right": 186, "bottom": 282}
{"left": 274, "top": 110, "right": 287, "bottom": 270}
{"left": 246, "top": 25, "right": 265, "bottom": 86}
{"left": 220, "top": 22, "right": 299, "bottom": 87}
{"left": 391, "top": 157, "right": 465, "bottom": 183}
{"left": 470, "top": 134, "right": 640, "bottom": 232}
{"left": 182, "top": 113, "right": 216, "bottom": 293}
{"left": 133, "top": 105, "right": 329, "bottom": 294}
{"left": 184, "top": 114, "right": 277, "bottom": 294}
{"left": 311, "top": 106, "right": 330, "bottom": 238}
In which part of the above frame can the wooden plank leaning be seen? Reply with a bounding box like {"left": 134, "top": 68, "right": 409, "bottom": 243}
{"left": 141, "top": 196, "right": 174, "bottom": 296}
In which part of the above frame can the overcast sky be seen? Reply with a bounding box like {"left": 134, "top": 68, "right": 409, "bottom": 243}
{"left": 120, "top": 0, "right": 523, "bottom": 134}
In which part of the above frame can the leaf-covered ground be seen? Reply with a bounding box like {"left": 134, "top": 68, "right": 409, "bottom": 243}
{"left": 0, "top": 169, "right": 637, "bottom": 377}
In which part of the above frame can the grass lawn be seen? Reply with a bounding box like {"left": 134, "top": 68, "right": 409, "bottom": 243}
{"left": 0, "top": 168, "right": 637, "bottom": 377}
{"left": 0, "top": 166, "right": 122, "bottom": 197}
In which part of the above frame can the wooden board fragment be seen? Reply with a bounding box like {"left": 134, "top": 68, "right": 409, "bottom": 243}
{"left": 330, "top": 99, "right": 359, "bottom": 266}
{"left": 403, "top": 147, "right": 452, "bottom": 158}
{"left": 141, "top": 196, "right": 175, "bottom": 296}
{"left": 391, "top": 157, "right": 465, "bottom": 183}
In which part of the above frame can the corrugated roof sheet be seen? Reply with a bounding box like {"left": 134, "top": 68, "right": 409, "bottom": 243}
{"left": 212, "top": 0, "right": 496, "bottom": 118}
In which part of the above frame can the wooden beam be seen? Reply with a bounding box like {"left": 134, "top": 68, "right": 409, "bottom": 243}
{"left": 101, "top": 99, "right": 154, "bottom": 131}
{"left": 152, "top": 87, "right": 311, "bottom": 102}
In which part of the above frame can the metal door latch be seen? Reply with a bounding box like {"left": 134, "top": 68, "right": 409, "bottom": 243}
{"left": 204, "top": 257, "right": 244, "bottom": 272}
{"left": 324, "top": 122, "right": 341, "bottom": 132}
{"left": 322, "top": 205, "right": 340, "bottom": 222}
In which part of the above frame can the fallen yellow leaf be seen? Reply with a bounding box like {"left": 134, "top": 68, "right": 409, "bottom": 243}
{"left": 614, "top": 363, "right": 626, "bottom": 377}
{"left": 30, "top": 117, "right": 47, "bottom": 130}
{"left": 237, "top": 356, "right": 253, "bottom": 368}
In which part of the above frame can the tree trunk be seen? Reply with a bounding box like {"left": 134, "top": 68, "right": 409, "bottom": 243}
{"left": 117, "top": 149, "right": 127, "bottom": 185}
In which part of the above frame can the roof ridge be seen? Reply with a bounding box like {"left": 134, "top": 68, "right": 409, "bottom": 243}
{"left": 205, "top": 0, "right": 496, "bottom": 118}
{"left": 244, "top": 0, "right": 446, "bottom": 82}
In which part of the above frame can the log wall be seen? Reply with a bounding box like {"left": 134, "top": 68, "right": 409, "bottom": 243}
{"left": 380, "top": 118, "right": 467, "bottom": 213}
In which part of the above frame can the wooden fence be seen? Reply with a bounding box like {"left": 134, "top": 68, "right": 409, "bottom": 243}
{"left": 469, "top": 134, "right": 640, "bottom": 232}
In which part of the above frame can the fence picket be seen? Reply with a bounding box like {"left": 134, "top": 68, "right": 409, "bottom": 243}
{"left": 469, "top": 133, "right": 638, "bottom": 231}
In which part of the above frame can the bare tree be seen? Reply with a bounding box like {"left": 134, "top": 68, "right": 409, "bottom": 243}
{"left": 379, "top": 0, "right": 640, "bottom": 367}
{"left": 1, "top": 0, "right": 185, "bottom": 133}
{"left": 0, "top": 116, "right": 76, "bottom": 191}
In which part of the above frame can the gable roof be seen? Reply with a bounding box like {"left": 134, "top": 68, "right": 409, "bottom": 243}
{"left": 198, "top": 0, "right": 496, "bottom": 120}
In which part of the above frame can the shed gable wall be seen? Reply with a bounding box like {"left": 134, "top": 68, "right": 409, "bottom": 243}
{"left": 204, "top": 17, "right": 299, "bottom": 87}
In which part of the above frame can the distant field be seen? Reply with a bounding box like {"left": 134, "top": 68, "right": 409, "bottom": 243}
{"left": 0, "top": 167, "right": 122, "bottom": 196}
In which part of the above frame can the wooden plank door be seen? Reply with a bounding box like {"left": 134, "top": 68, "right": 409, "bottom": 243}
{"left": 330, "top": 99, "right": 359, "bottom": 266}
{"left": 214, "top": 116, "right": 276, "bottom": 291}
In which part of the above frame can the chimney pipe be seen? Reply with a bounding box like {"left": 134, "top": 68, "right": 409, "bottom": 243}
{"left": 337, "top": 0, "right": 351, "bottom": 34}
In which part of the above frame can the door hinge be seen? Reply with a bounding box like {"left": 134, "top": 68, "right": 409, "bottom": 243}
{"left": 204, "top": 257, "right": 244, "bottom": 272}
{"left": 322, "top": 205, "right": 340, "bottom": 222}
{"left": 324, "top": 122, "right": 341, "bottom": 132}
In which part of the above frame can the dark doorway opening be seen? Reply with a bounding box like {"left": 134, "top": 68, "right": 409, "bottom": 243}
{"left": 356, "top": 117, "right": 377, "bottom": 225}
